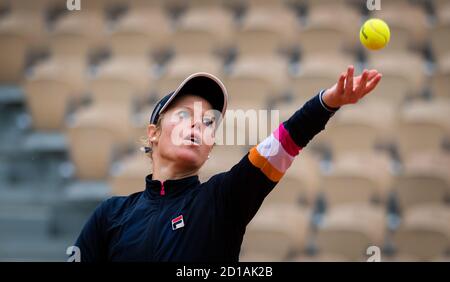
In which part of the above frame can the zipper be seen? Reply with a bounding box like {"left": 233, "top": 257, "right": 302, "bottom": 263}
{"left": 160, "top": 181, "right": 165, "bottom": 196}
{"left": 151, "top": 185, "right": 166, "bottom": 261}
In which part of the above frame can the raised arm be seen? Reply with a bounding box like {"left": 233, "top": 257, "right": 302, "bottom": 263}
{"left": 207, "top": 66, "right": 382, "bottom": 228}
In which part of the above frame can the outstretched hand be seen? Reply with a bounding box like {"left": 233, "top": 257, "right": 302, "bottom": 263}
{"left": 322, "top": 65, "right": 382, "bottom": 108}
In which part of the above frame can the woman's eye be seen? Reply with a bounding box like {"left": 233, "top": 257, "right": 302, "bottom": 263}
{"left": 203, "top": 118, "right": 215, "bottom": 127}
{"left": 178, "top": 110, "right": 191, "bottom": 119}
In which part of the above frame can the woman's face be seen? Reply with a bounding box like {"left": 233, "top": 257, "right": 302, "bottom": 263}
{"left": 150, "top": 94, "right": 217, "bottom": 171}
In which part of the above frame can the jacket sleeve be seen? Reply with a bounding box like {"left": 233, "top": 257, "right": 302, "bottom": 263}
{"left": 73, "top": 199, "right": 110, "bottom": 262}
{"left": 208, "top": 90, "right": 339, "bottom": 228}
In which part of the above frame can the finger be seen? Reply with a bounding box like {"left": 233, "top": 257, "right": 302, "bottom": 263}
{"left": 362, "top": 74, "right": 382, "bottom": 96}
{"left": 355, "top": 69, "right": 369, "bottom": 96}
{"left": 355, "top": 69, "right": 376, "bottom": 84}
{"left": 366, "top": 69, "right": 378, "bottom": 81}
{"left": 354, "top": 74, "right": 362, "bottom": 85}
{"left": 344, "top": 65, "right": 354, "bottom": 96}
{"left": 337, "top": 72, "right": 346, "bottom": 95}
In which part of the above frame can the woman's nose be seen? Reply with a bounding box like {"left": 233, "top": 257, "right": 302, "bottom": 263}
{"left": 191, "top": 119, "right": 202, "bottom": 129}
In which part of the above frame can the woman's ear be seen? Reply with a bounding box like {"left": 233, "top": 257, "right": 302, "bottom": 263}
{"left": 147, "top": 124, "right": 159, "bottom": 144}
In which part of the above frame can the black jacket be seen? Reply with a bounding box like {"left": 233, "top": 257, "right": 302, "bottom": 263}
{"left": 74, "top": 91, "right": 338, "bottom": 262}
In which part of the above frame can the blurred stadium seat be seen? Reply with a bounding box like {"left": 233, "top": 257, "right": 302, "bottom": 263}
{"left": 173, "top": 4, "right": 233, "bottom": 56}
{"left": 371, "top": 0, "right": 428, "bottom": 50}
{"left": 240, "top": 204, "right": 311, "bottom": 261}
{"left": 110, "top": 151, "right": 151, "bottom": 196}
{"left": 0, "top": 0, "right": 48, "bottom": 50}
{"left": 0, "top": 31, "right": 27, "bottom": 83}
{"left": 66, "top": 108, "right": 124, "bottom": 180}
{"left": 24, "top": 75, "right": 75, "bottom": 131}
{"left": 91, "top": 57, "right": 153, "bottom": 102}
{"left": 235, "top": 5, "right": 299, "bottom": 55}
{"left": 110, "top": 6, "right": 172, "bottom": 58}
{"left": 431, "top": 55, "right": 450, "bottom": 99}
{"left": 302, "top": 3, "right": 360, "bottom": 54}
{"left": 393, "top": 153, "right": 450, "bottom": 212}
{"left": 299, "top": 24, "right": 347, "bottom": 57}
{"left": 315, "top": 204, "right": 386, "bottom": 261}
{"left": 325, "top": 100, "right": 396, "bottom": 147}
{"left": 156, "top": 54, "right": 223, "bottom": 98}
{"left": 393, "top": 203, "right": 450, "bottom": 260}
{"left": 431, "top": 22, "right": 450, "bottom": 61}
{"left": 435, "top": 0, "right": 450, "bottom": 24}
{"left": 289, "top": 53, "right": 355, "bottom": 102}
{"left": 395, "top": 98, "right": 450, "bottom": 161}
{"left": 366, "top": 51, "right": 426, "bottom": 103}
{"left": 320, "top": 153, "right": 392, "bottom": 209}
{"left": 225, "top": 54, "right": 288, "bottom": 110}
{"left": 50, "top": 2, "right": 107, "bottom": 54}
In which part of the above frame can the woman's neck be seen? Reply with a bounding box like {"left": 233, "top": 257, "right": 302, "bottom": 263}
{"left": 151, "top": 159, "right": 198, "bottom": 183}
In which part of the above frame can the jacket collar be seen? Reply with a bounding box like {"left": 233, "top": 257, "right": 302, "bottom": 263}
{"left": 144, "top": 174, "right": 200, "bottom": 198}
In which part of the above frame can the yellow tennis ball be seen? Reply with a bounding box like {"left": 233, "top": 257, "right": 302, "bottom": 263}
{"left": 360, "top": 18, "right": 390, "bottom": 50}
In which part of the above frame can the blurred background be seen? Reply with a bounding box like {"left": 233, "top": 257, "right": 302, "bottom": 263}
{"left": 0, "top": 0, "right": 449, "bottom": 261}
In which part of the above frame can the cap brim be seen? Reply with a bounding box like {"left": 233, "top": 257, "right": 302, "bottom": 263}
{"left": 159, "top": 72, "right": 228, "bottom": 121}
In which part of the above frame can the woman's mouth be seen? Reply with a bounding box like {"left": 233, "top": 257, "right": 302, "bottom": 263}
{"left": 183, "top": 134, "right": 201, "bottom": 146}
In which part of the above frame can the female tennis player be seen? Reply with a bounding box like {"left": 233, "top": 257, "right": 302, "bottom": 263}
{"left": 74, "top": 66, "right": 382, "bottom": 261}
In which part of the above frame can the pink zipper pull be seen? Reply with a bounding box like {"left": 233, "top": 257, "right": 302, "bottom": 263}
{"left": 160, "top": 181, "right": 165, "bottom": 196}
